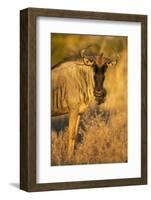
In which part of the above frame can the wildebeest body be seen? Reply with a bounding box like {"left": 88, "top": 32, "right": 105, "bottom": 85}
{"left": 51, "top": 49, "right": 118, "bottom": 162}
{"left": 51, "top": 60, "right": 95, "bottom": 116}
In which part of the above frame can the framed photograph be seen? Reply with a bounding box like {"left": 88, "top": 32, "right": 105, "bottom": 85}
{"left": 20, "top": 8, "right": 147, "bottom": 191}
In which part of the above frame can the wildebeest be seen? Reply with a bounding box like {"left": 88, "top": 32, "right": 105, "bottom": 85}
{"left": 51, "top": 47, "right": 119, "bottom": 161}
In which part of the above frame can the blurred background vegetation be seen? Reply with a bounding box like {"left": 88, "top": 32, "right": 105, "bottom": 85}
{"left": 51, "top": 33, "right": 128, "bottom": 166}
{"left": 51, "top": 33, "right": 127, "bottom": 66}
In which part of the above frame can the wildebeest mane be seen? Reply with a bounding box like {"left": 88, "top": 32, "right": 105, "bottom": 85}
{"left": 51, "top": 54, "right": 82, "bottom": 70}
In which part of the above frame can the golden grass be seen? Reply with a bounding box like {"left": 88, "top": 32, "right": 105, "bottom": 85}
{"left": 51, "top": 34, "right": 127, "bottom": 166}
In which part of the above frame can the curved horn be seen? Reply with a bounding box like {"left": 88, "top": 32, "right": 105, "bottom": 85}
{"left": 80, "top": 44, "right": 100, "bottom": 58}
{"left": 105, "top": 55, "right": 120, "bottom": 67}
{"left": 116, "top": 54, "right": 120, "bottom": 61}
{"left": 111, "top": 53, "right": 120, "bottom": 65}
{"left": 113, "top": 48, "right": 120, "bottom": 61}
{"left": 80, "top": 48, "right": 87, "bottom": 58}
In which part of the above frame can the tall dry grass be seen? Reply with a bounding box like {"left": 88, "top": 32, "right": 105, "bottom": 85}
{"left": 51, "top": 34, "right": 127, "bottom": 166}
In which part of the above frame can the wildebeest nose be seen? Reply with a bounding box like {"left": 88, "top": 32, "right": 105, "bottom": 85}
{"left": 94, "top": 88, "right": 106, "bottom": 105}
{"left": 94, "top": 88, "right": 106, "bottom": 97}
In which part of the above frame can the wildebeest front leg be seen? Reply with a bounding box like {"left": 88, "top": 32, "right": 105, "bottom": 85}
{"left": 67, "top": 108, "right": 80, "bottom": 162}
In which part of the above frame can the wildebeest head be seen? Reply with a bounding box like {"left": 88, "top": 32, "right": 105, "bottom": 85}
{"left": 81, "top": 47, "right": 119, "bottom": 105}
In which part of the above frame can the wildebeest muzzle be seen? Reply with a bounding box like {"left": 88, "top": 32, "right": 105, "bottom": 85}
{"left": 94, "top": 88, "right": 106, "bottom": 105}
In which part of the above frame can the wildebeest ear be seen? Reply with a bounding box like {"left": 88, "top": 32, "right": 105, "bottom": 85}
{"left": 83, "top": 57, "right": 95, "bottom": 66}
{"left": 107, "top": 54, "right": 120, "bottom": 67}
{"left": 107, "top": 60, "right": 118, "bottom": 67}
{"left": 80, "top": 48, "right": 95, "bottom": 66}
